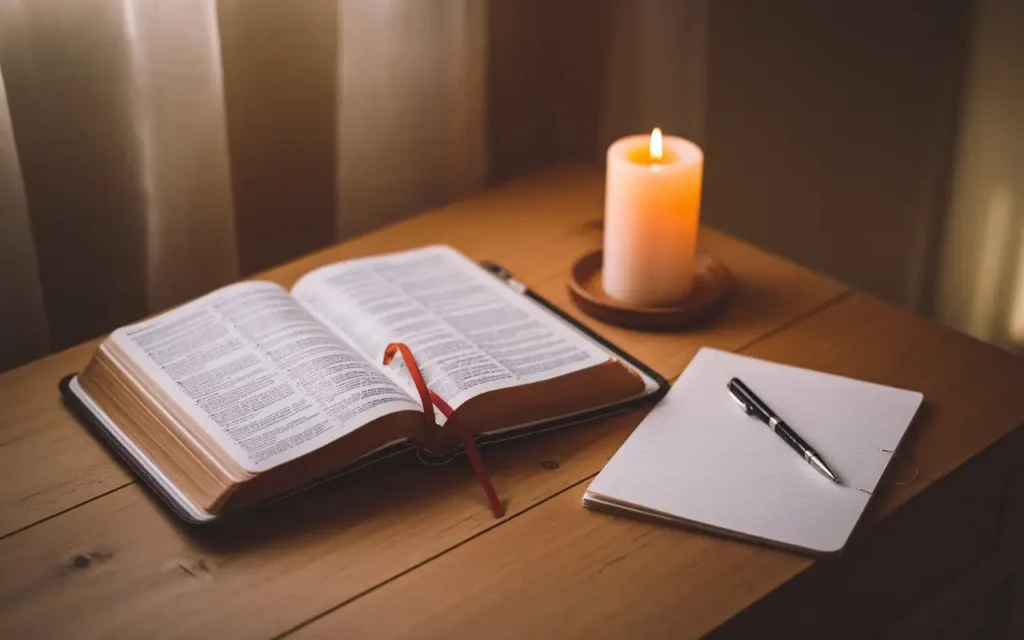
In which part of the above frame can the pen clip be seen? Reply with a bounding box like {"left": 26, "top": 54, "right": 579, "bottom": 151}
{"left": 728, "top": 387, "right": 754, "bottom": 415}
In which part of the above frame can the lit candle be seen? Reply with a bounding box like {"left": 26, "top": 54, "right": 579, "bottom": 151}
{"left": 602, "top": 128, "right": 704, "bottom": 306}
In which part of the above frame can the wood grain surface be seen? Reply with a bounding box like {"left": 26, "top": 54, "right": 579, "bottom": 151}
{"left": 0, "top": 166, "right": 1020, "bottom": 639}
{"left": 293, "top": 294, "right": 1024, "bottom": 639}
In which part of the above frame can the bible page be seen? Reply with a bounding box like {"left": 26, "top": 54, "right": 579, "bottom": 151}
{"left": 291, "top": 245, "right": 610, "bottom": 409}
{"left": 109, "top": 281, "right": 422, "bottom": 472}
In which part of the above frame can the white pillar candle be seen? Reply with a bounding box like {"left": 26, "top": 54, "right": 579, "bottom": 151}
{"left": 602, "top": 128, "right": 704, "bottom": 306}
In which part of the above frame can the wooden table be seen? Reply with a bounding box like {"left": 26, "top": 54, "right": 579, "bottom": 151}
{"left": 1, "top": 167, "right": 1023, "bottom": 639}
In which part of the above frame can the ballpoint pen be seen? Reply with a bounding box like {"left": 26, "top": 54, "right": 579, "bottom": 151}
{"left": 727, "top": 377, "right": 842, "bottom": 485}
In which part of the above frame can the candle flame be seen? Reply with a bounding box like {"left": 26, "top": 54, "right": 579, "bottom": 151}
{"left": 650, "top": 127, "right": 663, "bottom": 161}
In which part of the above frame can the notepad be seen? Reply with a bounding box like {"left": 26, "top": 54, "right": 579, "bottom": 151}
{"left": 584, "top": 347, "right": 923, "bottom": 555}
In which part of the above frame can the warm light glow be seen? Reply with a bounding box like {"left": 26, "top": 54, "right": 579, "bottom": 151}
{"left": 968, "top": 186, "right": 1013, "bottom": 339}
{"left": 650, "top": 127, "right": 663, "bottom": 161}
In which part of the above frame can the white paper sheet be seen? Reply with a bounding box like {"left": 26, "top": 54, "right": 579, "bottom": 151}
{"left": 586, "top": 347, "right": 923, "bottom": 554}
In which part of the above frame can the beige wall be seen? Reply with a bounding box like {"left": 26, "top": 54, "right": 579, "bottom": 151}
{"left": 701, "top": 1, "right": 971, "bottom": 309}
{"left": 693, "top": 0, "right": 1023, "bottom": 353}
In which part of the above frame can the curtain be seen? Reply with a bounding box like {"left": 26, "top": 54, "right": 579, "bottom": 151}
{"left": 0, "top": 59, "right": 48, "bottom": 368}
{"left": 932, "top": 0, "right": 1024, "bottom": 352}
{"left": 0, "top": 0, "right": 708, "bottom": 372}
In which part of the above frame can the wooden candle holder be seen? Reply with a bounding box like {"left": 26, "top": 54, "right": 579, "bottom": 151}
{"left": 568, "top": 250, "right": 731, "bottom": 330}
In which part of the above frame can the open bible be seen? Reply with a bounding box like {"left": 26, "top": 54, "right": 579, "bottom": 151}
{"left": 62, "top": 246, "right": 664, "bottom": 522}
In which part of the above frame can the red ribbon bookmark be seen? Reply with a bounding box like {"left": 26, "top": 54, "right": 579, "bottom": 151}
{"left": 382, "top": 343, "right": 505, "bottom": 518}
